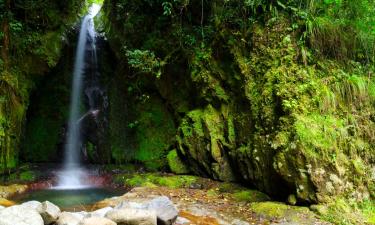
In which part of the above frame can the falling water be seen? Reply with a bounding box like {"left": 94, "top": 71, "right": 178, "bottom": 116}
{"left": 56, "top": 4, "right": 101, "bottom": 189}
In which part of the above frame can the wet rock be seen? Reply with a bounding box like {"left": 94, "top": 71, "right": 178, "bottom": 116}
{"left": 78, "top": 217, "right": 116, "bottom": 225}
{"left": 56, "top": 212, "right": 82, "bottom": 225}
{"left": 21, "top": 200, "right": 42, "bottom": 212}
{"left": 90, "top": 207, "right": 113, "bottom": 218}
{"left": 37, "top": 201, "right": 61, "bottom": 224}
{"left": 0, "top": 205, "right": 44, "bottom": 225}
{"left": 106, "top": 208, "right": 157, "bottom": 225}
{"left": 147, "top": 197, "right": 178, "bottom": 225}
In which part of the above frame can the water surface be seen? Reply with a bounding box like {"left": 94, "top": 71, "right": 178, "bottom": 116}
{"left": 12, "top": 187, "right": 123, "bottom": 210}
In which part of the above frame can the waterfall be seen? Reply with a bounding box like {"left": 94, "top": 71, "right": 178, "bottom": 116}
{"left": 56, "top": 4, "right": 101, "bottom": 189}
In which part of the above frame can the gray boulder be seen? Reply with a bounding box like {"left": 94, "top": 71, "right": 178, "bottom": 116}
{"left": 106, "top": 208, "right": 157, "bottom": 225}
{"left": 147, "top": 197, "right": 178, "bottom": 225}
{"left": 37, "top": 201, "right": 61, "bottom": 224}
{"left": 79, "top": 217, "right": 116, "bottom": 225}
{"left": 56, "top": 212, "right": 82, "bottom": 225}
{"left": 0, "top": 205, "right": 44, "bottom": 225}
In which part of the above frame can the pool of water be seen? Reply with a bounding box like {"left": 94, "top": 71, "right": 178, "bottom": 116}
{"left": 12, "top": 187, "right": 124, "bottom": 210}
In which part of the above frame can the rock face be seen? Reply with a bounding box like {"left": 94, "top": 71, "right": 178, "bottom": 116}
{"left": 0, "top": 205, "right": 44, "bottom": 225}
{"left": 103, "top": 0, "right": 375, "bottom": 204}
{"left": 106, "top": 208, "right": 157, "bottom": 225}
{"left": 37, "top": 201, "right": 61, "bottom": 224}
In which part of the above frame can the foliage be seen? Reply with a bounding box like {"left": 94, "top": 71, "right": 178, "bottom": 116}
{"left": 125, "top": 49, "right": 165, "bottom": 78}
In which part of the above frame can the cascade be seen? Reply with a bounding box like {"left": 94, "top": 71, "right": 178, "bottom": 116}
{"left": 55, "top": 4, "right": 101, "bottom": 189}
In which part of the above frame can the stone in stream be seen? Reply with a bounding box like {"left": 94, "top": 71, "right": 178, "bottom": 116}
{"left": 78, "top": 217, "right": 116, "bottom": 225}
{"left": 0, "top": 205, "right": 44, "bottom": 225}
{"left": 106, "top": 208, "right": 157, "bottom": 225}
{"left": 56, "top": 212, "right": 82, "bottom": 225}
{"left": 37, "top": 201, "right": 61, "bottom": 224}
{"left": 90, "top": 207, "right": 114, "bottom": 218}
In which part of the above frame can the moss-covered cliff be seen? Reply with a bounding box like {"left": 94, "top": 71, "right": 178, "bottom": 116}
{"left": 0, "top": 0, "right": 86, "bottom": 172}
{"left": 102, "top": 0, "right": 374, "bottom": 206}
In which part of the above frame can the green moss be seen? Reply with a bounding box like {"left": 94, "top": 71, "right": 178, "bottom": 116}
{"left": 167, "top": 149, "right": 190, "bottom": 174}
{"left": 251, "top": 202, "right": 317, "bottom": 224}
{"left": 23, "top": 117, "right": 61, "bottom": 162}
{"left": 134, "top": 97, "right": 176, "bottom": 170}
{"left": 314, "top": 199, "right": 372, "bottom": 225}
{"left": 233, "top": 190, "right": 270, "bottom": 202}
{"left": 115, "top": 173, "right": 198, "bottom": 189}
{"left": 19, "top": 171, "right": 36, "bottom": 182}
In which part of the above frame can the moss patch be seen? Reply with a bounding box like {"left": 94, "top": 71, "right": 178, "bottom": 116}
{"left": 167, "top": 149, "right": 190, "bottom": 174}
{"left": 233, "top": 190, "right": 270, "bottom": 202}
{"left": 114, "top": 173, "right": 198, "bottom": 189}
{"left": 250, "top": 202, "right": 317, "bottom": 224}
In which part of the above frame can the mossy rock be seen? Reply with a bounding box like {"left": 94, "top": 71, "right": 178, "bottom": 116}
{"left": 0, "top": 184, "right": 28, "bottom": 198}
{"left": 167, "top": 149, "right": 190, "bottom": 174}
{"left": 250, "top": 202, "right": 318, "bottom": 224}
{"left": 311, "top": 198, "right": 372, "bottom": 225}
{"left": 232, "top": 190, "right": 270, "bottom": 202}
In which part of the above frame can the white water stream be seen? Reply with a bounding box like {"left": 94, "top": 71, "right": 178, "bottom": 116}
{"left": 56, "top": 4, "right": 101, "bottom": 189}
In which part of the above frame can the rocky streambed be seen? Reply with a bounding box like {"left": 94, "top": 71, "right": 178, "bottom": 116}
{"left": 0, "top": 195, "right": 178, "bottom": 225}
{"left": 0, "top": 170, "right": 335, "bottom": 225}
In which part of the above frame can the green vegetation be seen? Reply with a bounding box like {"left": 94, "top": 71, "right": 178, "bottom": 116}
{"left": 0, "top": 0, "right": 374, "bottom": 224}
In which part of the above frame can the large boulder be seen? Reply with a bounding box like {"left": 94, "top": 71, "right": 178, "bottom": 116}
{"left": 147, "top": 197, "right": 178, "bottom": 225}
{"left": 114, "top": 197, "right": 178, "bottom": 225}
{"left": 56, "top": 212, "right": 82, "bottom": 225}
{"left": 37, "top": 201, "right": 61, "bottom": 224}
{"left": 106, "top": 208, "right": 157, "bottom": 225}
{"left": 0, "top": 205, "right": 44, "bottom": 225}
{"left": 78, "top": 217, "right": 116, "bottom": 225}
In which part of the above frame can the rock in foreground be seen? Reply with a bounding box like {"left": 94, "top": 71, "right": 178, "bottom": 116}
{"left": 0, "top": 205, "right": 44, "bottom": 225}
{"left": 106, "top": 208, "right": 157, "bottom": 225}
